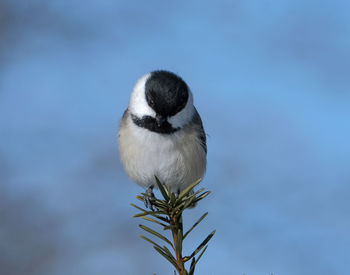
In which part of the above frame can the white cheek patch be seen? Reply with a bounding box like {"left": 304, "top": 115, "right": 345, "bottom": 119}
{"left": 168, "top": 90, "right": 195, "bottom": 128}
{"left": 129, "top": 73, "right": 156, "bottom": 118}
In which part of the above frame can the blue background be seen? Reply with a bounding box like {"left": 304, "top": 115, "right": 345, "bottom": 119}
{"left": 1, "top": 0, "right": 350, "bottom": 274}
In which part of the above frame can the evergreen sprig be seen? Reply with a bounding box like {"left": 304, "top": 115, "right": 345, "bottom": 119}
{"left": 131, "top": 177, "right": 215, "bottom": 275}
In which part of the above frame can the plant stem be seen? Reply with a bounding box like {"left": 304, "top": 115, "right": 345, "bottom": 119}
{"left": 170, "top": 212, "right": 185, "bottom": 275}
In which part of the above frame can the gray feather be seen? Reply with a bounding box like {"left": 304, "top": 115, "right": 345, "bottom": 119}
{"left": 191, "top": 108, "right": 207, "bottom": 153}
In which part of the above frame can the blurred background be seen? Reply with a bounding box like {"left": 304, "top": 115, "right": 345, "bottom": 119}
{"left": 1, "top": 0, "right": 350, "bottom": 274}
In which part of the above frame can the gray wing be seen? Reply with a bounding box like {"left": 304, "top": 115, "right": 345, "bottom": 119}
{"left": 192, "top": 107, "right": 207, "bottom": 153}
{"left": 121, "top": 108, "right": 129, "bottom": 124}
{"left": 118, "top": 109, "right": 129, "bottom": 137}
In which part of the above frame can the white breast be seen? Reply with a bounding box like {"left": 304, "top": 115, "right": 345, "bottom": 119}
{"left": 118, "top": 114, "right": 206, "bottom": 192}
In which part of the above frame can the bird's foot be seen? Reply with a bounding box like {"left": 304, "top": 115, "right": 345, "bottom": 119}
{"left": 144, "top": 185, "right": 156, "bottom": 211}
{"left": 177, "top": 188, "right": 197, "bottom": 208}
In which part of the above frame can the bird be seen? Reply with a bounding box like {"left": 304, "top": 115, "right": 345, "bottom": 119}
{"left": 118, "top": 70, "right": 207, "bottom": 208}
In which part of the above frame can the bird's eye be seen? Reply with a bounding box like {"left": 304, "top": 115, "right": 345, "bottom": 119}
{"left": 149, "top": 99, "right": 154, "bottom": 107}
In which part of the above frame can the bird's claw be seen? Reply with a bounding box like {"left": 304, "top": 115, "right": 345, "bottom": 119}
{"left": 177, "top": 188, "right": 197, "bottom": 208}
{"left": 144, "top": 185, "right": 155, "bottom": 211}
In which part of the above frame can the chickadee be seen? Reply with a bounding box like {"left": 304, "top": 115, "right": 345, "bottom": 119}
{"left": 118, "top": 70, "right": 207, "bottom": 207}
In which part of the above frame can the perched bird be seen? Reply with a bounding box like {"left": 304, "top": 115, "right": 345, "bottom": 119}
{"left": 118, "top": 70, "right": 207, "bottom": 208}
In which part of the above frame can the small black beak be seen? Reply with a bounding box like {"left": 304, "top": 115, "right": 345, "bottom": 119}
{"left": 156, "top": 114, "right": 166, "bottom": 127}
